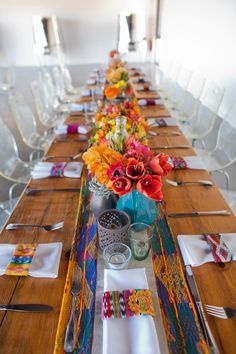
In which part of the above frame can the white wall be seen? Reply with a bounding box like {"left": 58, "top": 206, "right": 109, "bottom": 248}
{"left": 0, "top": 0, "right": 156, "bottom": 66}
{"left": 156, "top": 0, "right": 236, "bottom": 117}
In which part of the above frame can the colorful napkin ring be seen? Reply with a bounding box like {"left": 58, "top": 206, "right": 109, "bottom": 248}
{"left": 102, "top": 289, "right": 155, "bottom": 320}
{"left": 171, "top": 157, "right": 188, "bottom": 170}
{"left": 50, "top": 163, "right": 66, "bottom": 177}
{"left": 5, "top": 244, "right": 37, "bottom": 276}
{"left": 156, "top": 119, "right": 167, "bottom": 127}
{"left": 203, "top": 233, "right": 233, "bottom": 263}
{"left": 146, "top": 99, "right": 156, "bottom": 105}
{"left": 67, "top": 124, "right": 79, "bottom": 134}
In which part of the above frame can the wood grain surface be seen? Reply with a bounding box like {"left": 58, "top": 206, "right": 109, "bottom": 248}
{"left": 0, "top": 86, "right": 235, "bottom": 354}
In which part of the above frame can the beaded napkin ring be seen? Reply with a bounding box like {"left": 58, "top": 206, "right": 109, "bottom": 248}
{"left": 50, "top": 163, "right": 66, "bottom": 177}
{"left": 67, "top": 124, "right": 79, "bottom": 134}
{"left": 102, "top": 289, "right": 155, "bottom": 320}
{"left": 156, "top": 119, "right": 167, "bottom": 127}
{"left": 203, "top": 233, "right": 233, "bottom": 263}
{"left": 171, "top": 157, "right": 188, "bottom": 170}
{"left": 5, "top": 244, "right": 37, "bottom": 276}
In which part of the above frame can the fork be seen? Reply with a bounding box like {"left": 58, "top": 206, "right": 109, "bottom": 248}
{"left": 205, "top": 305, "right": 236, "bottom": 319}
{"left": 64, "top": 266, "right": 82, "bottom": 353}
{"left": 42, "top": 148, "right": 86, "bottom": 161}
{"left": 6, "top": 221, "right": 64, "bottom": 231}
{"left": 166, "top": 178, "right": 213, "bottom": 187}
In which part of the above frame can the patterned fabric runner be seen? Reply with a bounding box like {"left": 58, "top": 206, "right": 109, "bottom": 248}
{"left": 67, "top": 124, "right": 79, "bottom": 134}
{"left": 152, "top": 203, "right": 208, "bottom": 354}
{"left": 203, "top": 233, "right": 233, "bottom": 263}
{"left": 5, "top": 244, "right": 37, "bottom": 276}
{"left": 102, "top": 289, "right": 155, "bottom": 319}
{"left": 171, "top": 157, "right": 188, "bottom": 170}
{"left": 50, "top": 163, "right": 66, "bottom": 177}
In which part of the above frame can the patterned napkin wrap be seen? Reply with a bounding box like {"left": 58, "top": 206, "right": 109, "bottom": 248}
{"left": 50, "top": 163, "right": 66, "bottom": 177}
{"left": 5, "top": 244, "right": 37, "bottom": 276}
{"left": 171, "top": 157, "right": 188, "bottom": 170}
{"left": 67, "top": 124, "right": 79, "bottom": 134}
{"left": 102, "top": 289, "right": 155, "bottom": 320}
{"left": 203, "top": 233, "right": 233, "bottom": 263}
{"left": 155, "top": 119, "right": 167, "bottom": 127}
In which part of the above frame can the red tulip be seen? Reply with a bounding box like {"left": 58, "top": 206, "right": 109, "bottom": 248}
{"left": 126, "top": 159, "right": 145, "bottom": 180}
{"left": 150, "top": 153, "right": 172, "bottom": 176}
{"left": 136, "top": 175, "right": 163, "bottom": 201}
{"left": 112, "top": 177, "right": 132, "bottom": 196}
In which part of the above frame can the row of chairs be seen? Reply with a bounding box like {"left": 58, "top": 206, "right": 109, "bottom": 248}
{"left": 154, "top": 61, "right": 236, "bottom": 209}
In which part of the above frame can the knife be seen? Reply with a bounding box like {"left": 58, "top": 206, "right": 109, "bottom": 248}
{"left": 26, "top": 188, "right": 80, "bottom": 195}
{"left": 0, "top": 304, "right": 53, "bottom": 312}
{"left": 150, "top": 145, "right": 190, "bottom": 149}
{"left": 168, "top": 210, "right": 231, "bottom": 217}
{"left": 148, "top": 130, "right": 181, "bottom": 136}
{"left": 185, "top": 266, "right": 219, "bottom": 354}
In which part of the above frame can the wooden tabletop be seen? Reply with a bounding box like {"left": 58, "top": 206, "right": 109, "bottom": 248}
{"left": 0, "top": 87, "right": 236, "bottom": 353}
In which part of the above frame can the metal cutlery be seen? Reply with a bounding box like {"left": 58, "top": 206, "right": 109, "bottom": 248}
{"left": 166, "top": 179, "right": 213, "bottom": 187}
{"left": 53, "top": 138, "right": 87, "bottom": 143}
{"left": 6, "top": 221, "right": 64, "bottom": 231}
{"left": 148, "top": 130, "right": 181, "bottom": 136}
{"left": 42, "top": 151, "right": 85, "bottom": 161}
{"left": 185, "top": 266, "right": 219, "bottom": 353}
{"left": 150, "top": 144, "right": 190, "bottom": 149}
{"left": 205, "top": 305, "right": 236, "bottom": 319}
{"left": 168, "top": 210, "right": 231, "bottom": 218}
{"left": 26, "top": 188, "right": 80, "bottom": 195}
{"left": 0, "top": 304, "right": 53, "bottom": 312}
{"left": 64, "top": 266, "right": 82, "bottom": 353}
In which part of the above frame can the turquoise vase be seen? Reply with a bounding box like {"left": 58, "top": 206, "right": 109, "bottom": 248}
{"left": 116, "top": 189, "right": 158, "bottom": 225}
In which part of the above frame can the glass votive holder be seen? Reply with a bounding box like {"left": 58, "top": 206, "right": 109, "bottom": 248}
{"left": 129, "top": 223, "right": 153, "bottom": 261}
{"left": 103, "top": 242, "right": 131, "bottom": 270}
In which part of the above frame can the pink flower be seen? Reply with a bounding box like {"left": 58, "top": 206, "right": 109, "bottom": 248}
{"left": 112, "top": 177, "right": 132, "bottom": 196}
{"left": 136, "top": 175, "right": 163, "bottom": 201}
{"left": 126, "top": 159, "right": 145, "bottom": 180}
{"left": 124, "top": 138, "right": 153, "bottom": 165}
{"left": 107, "top": 162, "right": 126, "bottom": 181}
{"left": 150, "top": 153, "right": 172, "bottom": 176}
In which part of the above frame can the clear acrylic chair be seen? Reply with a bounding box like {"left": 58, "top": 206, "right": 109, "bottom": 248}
{"left": 173, "top": 72, "right": 206, "bottom": 122}
{"left": 62, "top": 66, "right": 81, "bottom": 95}
{"left": 166, "top": 68, "right": 192, "bottom": 110}
{"left": 158, "top": 62, "right": 182, "bottom": 99}
{"left": 9, "top": 92, "right": 53, "bottom": 152}
{"left": 194, "top": 100, "right": 236, "bottom": 191}
{"left": 31, "top": 80, "right": 65, "bottom": 128}
{"left": 181, "top": 82, "right": 225, "bottom": 143}
{"left": 52, "top": 66, "right": 80, "bottom": 102}
{"left": 0, "top": 116, "right": 32, "bottom": 212}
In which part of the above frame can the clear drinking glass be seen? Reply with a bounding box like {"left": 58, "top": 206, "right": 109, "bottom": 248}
{"left": 103, "top": 242, "right": 131, "bottom": 270}
{"left": 129, "top": 223, "right": 153, "bottom": 260}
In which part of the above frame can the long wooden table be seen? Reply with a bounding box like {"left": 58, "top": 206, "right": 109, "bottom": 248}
{"left": 0, "top": 75, "right": 236, "bottom": 354}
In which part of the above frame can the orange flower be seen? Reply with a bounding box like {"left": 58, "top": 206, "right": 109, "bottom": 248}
{"left": 138, "top": 116, "right": 149, "bottom": 130}
{"left": 104, "top": 86, "right": 120, "bottom": 100}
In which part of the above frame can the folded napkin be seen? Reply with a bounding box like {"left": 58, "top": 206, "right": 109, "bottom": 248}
{"left": 81, "top": 88, "right": 104, "bottom": 97}
{"left": 87, "top": 78, "right": 106, "bottom": 85}
{"left": 138, "top": 99, "right": 164, "bottom": 106}
{"left": 0, "top": 242, "right": 62, "bottom": 278}
{"left": 71, "top": 103, "right": 84, "bottom": 113}
{"left": 147, "top": 117, "right": 178, "bottom": 127}
{"left": 169, "top": 156, "right": 206, "bottom": 170}
{"left": 136, "top": 85, "right": 155, "bottom": 92}
{"left": 55, "top": 124, "right": 92, "bottom": 135}
{"left": 133, "top": 78, "right": 146, "bottom": 84}
{"left": 31, "top": 162, "right": 83, "bottom": 179}
{"left": 103, "top": 268, "right": 160, "bottom": 354}
{"left": 178, "top": 234, "right": 236, "bottom": 267}
{"left": 71, "top": 103, "right": 97, "bottom": 113}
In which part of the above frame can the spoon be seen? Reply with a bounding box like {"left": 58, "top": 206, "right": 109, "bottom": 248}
{"left": 166, "top": 179, "right": 213, "bottom": 186}
{"left": 26, "top": 188, "right": 80, "bottom": 195}
{"left": 6, "top": 221, "right": 64, "bottom": 231}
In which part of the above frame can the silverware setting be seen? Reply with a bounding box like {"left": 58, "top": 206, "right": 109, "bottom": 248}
{"left": 26, "top": 188, "right": 81, "bottom": 195}
{"left": 0, "top": 304, "right": 53, "bottom": 312}
{"left": 53, "top": 138, "right": 88, "bottom": 143}
{"left": 150, "top": 144, "right": 190, "bottom": 149}
{"left": 168, "top": 210, "right": 231, "bottom": 218}
{"left": 6, "top": 221, "right": 64, "bottom": 231}
{"left": 185, "top": 265, "right": 219, "bottom": 353}
{"left": 205, "top": 305, "right": 236, "bottom": 319}
{"left": 42, "top": 150, "right": 85, "bottom": 161}
{"left": 166, "top": 179, "right": 213, "bottom": 187}
{"left": 148, "top": 130, "right": 181, "bottom": 136}
{"left": 64, "top": 265, "right": 82, "bottom": 353}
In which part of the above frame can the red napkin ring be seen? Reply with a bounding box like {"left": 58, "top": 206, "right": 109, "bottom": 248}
{"left": 203, "top": 233, "right": 233, "bottom": 263}
{"left": 67, "top": 124, "right": 79, "bottom": 134}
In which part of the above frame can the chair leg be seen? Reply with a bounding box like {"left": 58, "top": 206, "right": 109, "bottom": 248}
{"left": 8, "top": 182, "right": 24, "bottom": 211}
{"left": 210, "top": 169, "right": 230, "bottom": 190}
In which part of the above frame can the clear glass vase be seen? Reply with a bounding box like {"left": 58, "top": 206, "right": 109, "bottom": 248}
{"left": 116, "top": 189, "right": 158, "bottom": 225}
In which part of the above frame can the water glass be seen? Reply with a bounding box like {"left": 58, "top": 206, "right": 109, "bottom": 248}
{"left": 129, "top": 223, "right": 153, "bottom": 260}
{"left": 103, "top": 242, "right": 131, "bottom": 270}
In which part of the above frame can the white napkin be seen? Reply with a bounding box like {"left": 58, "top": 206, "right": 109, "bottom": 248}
{"left": 169, "top": 156, "right": 206, "bottom": 170}
{"left": 178, "top": 234, "right": 236, "bottom": 267}
{"left": 81, "top": 89, "right": 91, "bottom": 97}
{"left": 0, "top": 242, "right": 62, "bottom": 278}
{"left": 31, "top": 162, "right": 83, "bottom": 179}
{"left": 87, "top": 79, "right": 96, "bottom": 85}
{"left": 71, "top": 103, "right": 84, "bottom": 112}
{"left": 103, "top": 268, "right": 160, "bottom": 354}
{"left": 55, "top": 124, "right": 92, "bottom": 135}
{"left": 138, "top": 99, "right": 164, "bottom": 106}
{"left": 147, "top": 117, "right": 177, "bottom": 127}
{"left": 136, "top": 86, "right": 155, "bottom": 92}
